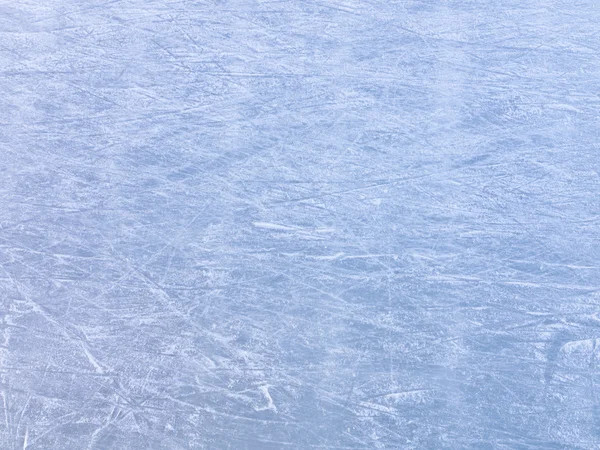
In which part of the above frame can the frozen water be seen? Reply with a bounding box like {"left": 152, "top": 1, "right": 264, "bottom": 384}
{"left": 1, "top": 0, "right": 600, "bottom": 448}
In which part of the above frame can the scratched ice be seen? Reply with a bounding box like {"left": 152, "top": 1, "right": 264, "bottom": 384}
{"left": 1, "top": 0, "right": 599, "bottom": 449}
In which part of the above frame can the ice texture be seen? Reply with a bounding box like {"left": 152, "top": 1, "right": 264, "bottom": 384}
{"left": 1, "top": 0, "right": 600, "bottom": 448}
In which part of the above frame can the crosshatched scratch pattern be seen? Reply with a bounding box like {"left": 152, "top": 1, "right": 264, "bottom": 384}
{"left": 1, "top": 0, "right": 600, "bottom": 448}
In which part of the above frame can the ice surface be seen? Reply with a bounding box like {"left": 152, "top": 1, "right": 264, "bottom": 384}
{"left": 1, "top": 0, "right": 600, "bottom": 448}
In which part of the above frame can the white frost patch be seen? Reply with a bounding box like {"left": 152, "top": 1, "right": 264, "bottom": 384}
{"left": 309, "top": 252, "right": 345, "bottom": 260}
{"left": 307, "top": 252, "right": 398, "bottom": 261}
{"left": 546, "top": 103, "right": 581, "bottom": 113}
{"left": 381, "top": 389, "right": 430, "bottom": 402}
{"left": 81, "top": 344, "right": 104, "bottom": 374}
{"left": 560, "top": 338, "right": 597, "bottom": 355}
{"left": 256, "top": 385, "right": 277, "bottom": 413}
{"left": 253, "top": 222, "right": 300, "bottom": 231}
{"left": 252, "top": 222, "right": 335, "bottom": 236}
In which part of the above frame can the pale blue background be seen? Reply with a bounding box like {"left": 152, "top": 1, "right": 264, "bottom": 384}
{"left": 1, "top": 0, "right": 599, "bottom": 448}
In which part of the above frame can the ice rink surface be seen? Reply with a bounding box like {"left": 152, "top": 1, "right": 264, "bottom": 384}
{"left": 1, "top": 0, "right": 600, "bottom": 448}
